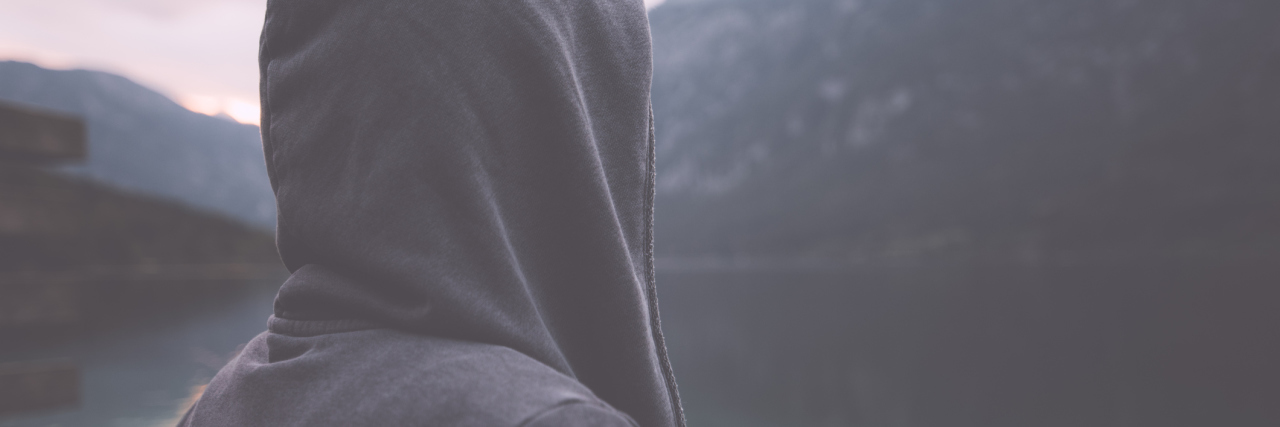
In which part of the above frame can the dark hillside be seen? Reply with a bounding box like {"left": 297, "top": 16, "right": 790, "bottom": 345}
{"left": 648, "top": 1, "right": 1280, "bottom": 425}
{"left": 0, "top": 164, "right": 280, "bottom": 331}
{"left": 0, "top": 165, "right": 277, "bottom": 272}
{"left": 650, "top": 0, "right": 1280, "bottom": 263}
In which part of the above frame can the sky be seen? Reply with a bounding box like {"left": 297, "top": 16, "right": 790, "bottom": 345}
{"left": 0, "top": 0, "right": 667, "bottom": 126}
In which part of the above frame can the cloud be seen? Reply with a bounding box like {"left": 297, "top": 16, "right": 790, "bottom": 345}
{"left": 0, "top": 0, "right": 266, "bottom": 124}
{"left": 0, "top": 0, "right": 666, "bottom": 125}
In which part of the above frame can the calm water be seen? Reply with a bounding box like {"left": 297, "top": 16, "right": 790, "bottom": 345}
{"left": 2, "top": 261, "right": 1277, "bottom": 426}
{"left": 659, "top": 261, "right": 1280, "bottom": 427}
{"left": 0, "top": 279, "right": 283, "bottom": 427}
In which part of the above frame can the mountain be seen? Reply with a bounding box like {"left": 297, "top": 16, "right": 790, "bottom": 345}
{"left": 649, "top": 0, "right": 1280, "bottom": 262}
{"left": 647, "top": 3, "right": 1280, "bottom": 425}
{"left": 0, "top": 61, "right": 275, "bottom": 229}
{"left": 0, "top": 164, "right": 279, "bottom": 272}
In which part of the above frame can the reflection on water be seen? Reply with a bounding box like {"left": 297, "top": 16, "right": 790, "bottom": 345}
{"left": 0, "top": 279, "right": 281, "bottom": 427}
{"left": 658, "top": 260, "right": 1280, "bottom": 427}
{"left": 2, "top": 261, "right": 1276, "bottom": 427}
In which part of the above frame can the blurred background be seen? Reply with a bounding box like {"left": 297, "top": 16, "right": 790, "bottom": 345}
{"left": 1, "top": 0, "right": 1278, "bottom": 425}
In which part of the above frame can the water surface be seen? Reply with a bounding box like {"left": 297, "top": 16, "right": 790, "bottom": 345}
{"left": 3, "top": 260, "right": 1276, "bottom": 427}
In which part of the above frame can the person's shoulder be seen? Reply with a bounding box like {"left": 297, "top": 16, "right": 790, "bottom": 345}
{"left": 520, "top": 400, "right": 639, "bottom": 427}
{"left": 186, "top": 328, "right": 634, "bottom": 427}
{"left": 309, "top": 329, "right": 635, "bottom": 426}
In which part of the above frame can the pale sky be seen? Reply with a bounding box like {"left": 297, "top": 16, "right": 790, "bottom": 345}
{"left": 0, "top": 0, "right": 667, "bottom": 126}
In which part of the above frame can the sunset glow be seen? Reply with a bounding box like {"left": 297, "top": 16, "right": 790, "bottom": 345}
{"left": 1, "top": 0, "right": 666, "bottom": 127}
{"left": 0, "top": 0, "right": 267, "bottom": 125}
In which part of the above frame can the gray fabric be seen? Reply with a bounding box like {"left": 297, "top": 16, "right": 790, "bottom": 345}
{"left": 523, "top": 401, "right": 640, "bottom": 427}
{"left": 180, "top": 0, "right": 684, "bottom": 425}
{"left": 180, "top": 324, "right": 638, "bottom": 426}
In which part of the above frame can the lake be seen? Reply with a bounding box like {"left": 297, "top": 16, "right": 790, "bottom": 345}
{"left": 660, "top": 260, "right": 1280, "bottom": 427}
{"left": 0, "top": 278, "right": 283, "bottom": 427}
{"left": 2, "top": 260, "right": 1277, "bottom": 426}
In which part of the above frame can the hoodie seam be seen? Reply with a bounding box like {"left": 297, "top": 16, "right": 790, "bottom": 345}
{"left": 645, "top": 105, "right": 686, "bottom": 427}
{"left": 267, "top": 316, "right": 382, "bottom": 337}
{"left": 515, "top": 399, "right": 640, "bottom": 427}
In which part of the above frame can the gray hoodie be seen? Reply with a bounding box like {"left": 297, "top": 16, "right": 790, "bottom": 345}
{"left": 179, "top": 0, "right": 684, "bottom": 425}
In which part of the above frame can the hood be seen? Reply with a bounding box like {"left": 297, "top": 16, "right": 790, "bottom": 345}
{"left": 257, "top": 0, "right": 683, "bottom": 426}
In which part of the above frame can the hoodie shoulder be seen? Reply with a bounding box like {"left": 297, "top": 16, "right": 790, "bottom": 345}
{"left": 183, "top": 328, "right": 630, "bottom": 427}
{"left": 520, "top": 401, "right": 640, "bottom": 427}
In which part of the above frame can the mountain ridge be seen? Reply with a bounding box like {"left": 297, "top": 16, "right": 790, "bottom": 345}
{"left": 0, "top": 60, "right": 275, "bottom": 230}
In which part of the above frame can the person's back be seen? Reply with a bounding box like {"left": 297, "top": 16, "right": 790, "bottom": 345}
{"left": 178, "top": 1, "right": 684, "bottom": 425}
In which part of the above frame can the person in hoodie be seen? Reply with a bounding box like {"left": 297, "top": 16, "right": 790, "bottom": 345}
{"left": 178, "top": 0, "right": 685, "bottom": 426}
